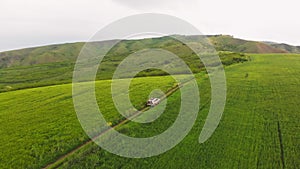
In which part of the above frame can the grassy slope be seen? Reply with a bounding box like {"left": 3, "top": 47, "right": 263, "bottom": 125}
{"left": 0, "top": 40, "right": 248, "bottom": 92}
{"left": 0, "top": 54, "right": 299, "bottom": 168}
{"left": 0, "top": 42, "right": 84, "bottom": 68}
{"left": 2, "top": 34, "right": 295, "bottom": 93}
{"left": 208, "top": 35, "right": 287, "bottom": 53}
{"left": 0, "top": 35, "right": 293, "bottom": 69}
{"left": 268, "top": 43, "right": 300, "bottom": 53}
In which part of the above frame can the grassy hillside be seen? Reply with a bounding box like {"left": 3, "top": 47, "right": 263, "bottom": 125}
{"left": 0, "top": 36, "right": 249, "bottom": 92}
{"left": 0, "top": 42, "right": 84, "bottom": 68}
{"left": 208, "top": 35, "right": 287, "bottom": 53}
{"left": 269, "top": 43, "right": 300, "bottom": 53}
{"left": 0, "top": 53, "right": 299, "bottom": 168}
{"left": 1, "top": 35, "right": 298, "bottom": 70}
{"left": 2, "top": 35, "right": 298, "bottom": 93}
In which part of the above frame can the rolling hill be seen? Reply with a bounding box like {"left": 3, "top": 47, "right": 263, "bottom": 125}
{"left": 266, "top": 42, "right": 300, "bottom": 53}
{"left": 1, "top": 35, "right": 299, "bottom": 69}
{"left": 2, "top": 34, "right": 300, "bottom": 93}
{"left": 208, "top": 35, "right": 287, "bottom": 53}
{"left": 0, "top": 35, "right": 251, "bottom": 92}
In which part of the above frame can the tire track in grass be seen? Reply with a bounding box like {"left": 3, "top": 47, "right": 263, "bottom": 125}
{"left": 271, "top": 71, "right": 286, "bottom": 169}
{"left": 43, "top": 77, "right": 195, "bottom": 169}
{"left": 277, "top": 121, "right": 285, "bottom": 169}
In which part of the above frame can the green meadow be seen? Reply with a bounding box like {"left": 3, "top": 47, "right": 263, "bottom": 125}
{"left": 0, "top": 53, "right": 299, "bottom": 168}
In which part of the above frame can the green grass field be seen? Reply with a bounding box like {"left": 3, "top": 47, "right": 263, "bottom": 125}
{"left": 0, "top": 76, "right": 179, "bottom": 168}
{"left": 0, "top": 51, "right": 247, "bottom": 93}
{"left": 0, "top": 53, "right": 299, "bottom": 168}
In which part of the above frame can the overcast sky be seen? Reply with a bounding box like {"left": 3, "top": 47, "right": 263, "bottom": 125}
{"left": 0, "top": 0, "right": 299, "bottom": 52}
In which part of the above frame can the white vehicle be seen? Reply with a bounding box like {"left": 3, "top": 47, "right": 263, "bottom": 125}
{"left": 146, "top": 98, "right": 161, "bottom": 106}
